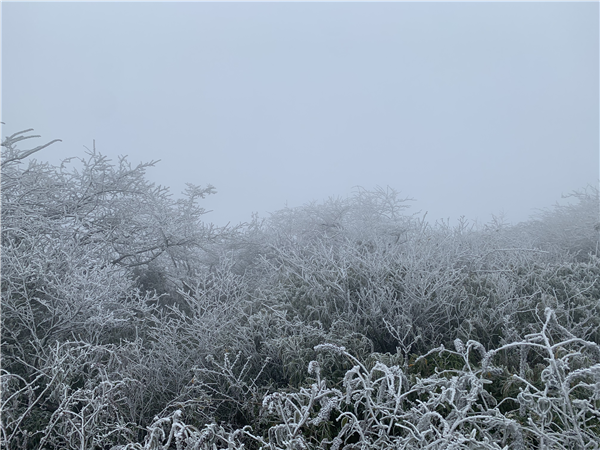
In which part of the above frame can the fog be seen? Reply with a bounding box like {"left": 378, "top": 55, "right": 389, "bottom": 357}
{"left": 2, "top": 2, "right": 598, "bottom": 227}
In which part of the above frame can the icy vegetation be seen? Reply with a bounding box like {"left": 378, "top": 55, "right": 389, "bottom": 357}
{"left": 2, "top": 130, "right": 600, "bottom": 449}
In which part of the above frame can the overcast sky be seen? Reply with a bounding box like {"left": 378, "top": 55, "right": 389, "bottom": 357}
{"left": 2, "top": 2, "right": 598, "bottom": 227}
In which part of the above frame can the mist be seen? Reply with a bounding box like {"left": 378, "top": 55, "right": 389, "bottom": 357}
{"left": 2, "top": 2, "right": 598, "bottom": 227}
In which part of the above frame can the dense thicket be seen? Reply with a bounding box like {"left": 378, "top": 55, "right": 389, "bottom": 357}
{"left": 2, "top": 130, "right": 599, "bottom": 449}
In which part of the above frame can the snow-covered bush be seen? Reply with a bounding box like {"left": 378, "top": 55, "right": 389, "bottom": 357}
{"left": 518, "top": 186, "right": 599, "bottom": 261}
{"left": 3, "top": 128, "right": 599, "bottom": 449}
{"left": 265, "top": 308, "right": 599, "bottom": 449}
{"left": 1, "top": 129, "right": 217, "bottom": 448}
{"left": 103, "top": 308, "right": 599, "bottom": 449}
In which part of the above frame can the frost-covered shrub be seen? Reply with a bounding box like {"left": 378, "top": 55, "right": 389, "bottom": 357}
{"left": 1, "top": 129, "right": 217, "bottom": 448}
{"left": 4, "top": 128, "right": 600, "bottom": 449}
{"left": 1, "top": 341, "right": 146, "bottom": 449}
{"left": 519, "top": 186, "right": 599, "bottom": 261}
{"left": 111, "top": 308, "right": 599, "bottom": 450}
{"left": 459, "top": 256, "right": 600, "bottom": 353}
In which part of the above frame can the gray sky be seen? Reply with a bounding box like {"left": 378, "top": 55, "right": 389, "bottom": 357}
{"left": 2, "top": 2, "right": 598, "bottom": 227}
